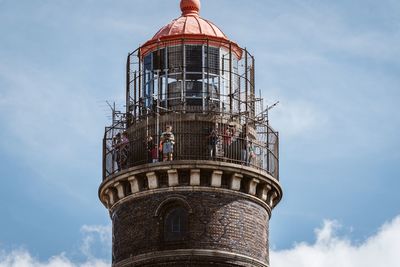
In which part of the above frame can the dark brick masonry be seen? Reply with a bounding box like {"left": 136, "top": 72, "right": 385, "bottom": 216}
{"left": 112, "top": 191, "right": 270, "bottom": 266}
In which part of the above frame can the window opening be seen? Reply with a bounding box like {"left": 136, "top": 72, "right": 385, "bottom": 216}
{"left": 164, "top": 206, "right": 188, "bottom": 241}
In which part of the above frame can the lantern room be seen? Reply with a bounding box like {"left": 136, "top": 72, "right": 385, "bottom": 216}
{"left": 128, "top": 0, "right": 252, "bottom": 117}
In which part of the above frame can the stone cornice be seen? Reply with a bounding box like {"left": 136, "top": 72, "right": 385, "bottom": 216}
{"left": 114, "top": 249, "right": 269, "bottom": 267}
{"left": 99, "top": 160, "right": 282, "bottom": 217}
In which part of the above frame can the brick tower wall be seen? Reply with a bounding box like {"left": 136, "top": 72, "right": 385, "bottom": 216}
{"left": 112, "top": 190, "right": 270, "bottom": 266}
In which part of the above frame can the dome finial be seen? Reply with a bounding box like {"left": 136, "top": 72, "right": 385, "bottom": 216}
{"left": 180, "top": 0, "right": 201, "bottom": 16}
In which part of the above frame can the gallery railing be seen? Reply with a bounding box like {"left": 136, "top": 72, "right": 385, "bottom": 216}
{"left": 102, "top": 115, "right": 279, "bottom": 181}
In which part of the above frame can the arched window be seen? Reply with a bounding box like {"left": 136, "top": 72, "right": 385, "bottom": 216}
{"left": 163, "top": 206, "right": 188, "bottom": 242}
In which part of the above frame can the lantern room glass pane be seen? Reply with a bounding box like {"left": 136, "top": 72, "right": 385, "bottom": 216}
{"left": 185, "top": 45, "right": 202, "bottom": 73}
{"left": 205, "top": 46, "right": 220, "bottom": 75}
{"left": 168, "top": 46, "right": 183, "bottom": 74}
{"left": 152, "top": 48, "right": 166, "bottom": 72}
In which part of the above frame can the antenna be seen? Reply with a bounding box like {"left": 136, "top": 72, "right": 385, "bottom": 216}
{"left": 267, "top": 101, "right": 279, "bottom": 111}
{"left": 106, "top": 101, "right": 126, "bottom": 126}
{"left": 256, "top": 101, "right": 279, "bottom": 123}
{"left": 106, "top": 101, "right": 116, "bottom": 124}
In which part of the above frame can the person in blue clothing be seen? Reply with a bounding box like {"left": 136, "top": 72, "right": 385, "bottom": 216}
{"left": 160, "top": 125, "right": 175, "bottom": 161}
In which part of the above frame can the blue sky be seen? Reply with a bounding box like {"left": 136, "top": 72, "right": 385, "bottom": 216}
{"left": 0, "top": 0, "right": 399, "bottom": 266}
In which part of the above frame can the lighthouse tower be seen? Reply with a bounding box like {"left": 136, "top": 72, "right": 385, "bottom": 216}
{"left": 99, "top": 1, "right": 282, "bottom": 266}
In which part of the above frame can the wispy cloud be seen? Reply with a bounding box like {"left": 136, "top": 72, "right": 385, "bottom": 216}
{"left": 0, "top": 62, "right": 102, "bottom": 162}
{"left": 0, "top": 61, "right": 107, "bottom": 207}
{"left": 267, "top": 96, "right": 328, "bottom": 139}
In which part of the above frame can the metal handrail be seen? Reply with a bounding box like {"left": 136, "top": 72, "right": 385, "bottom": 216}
{"left": 103, "top": 120, "right": 279, "bottom": 181}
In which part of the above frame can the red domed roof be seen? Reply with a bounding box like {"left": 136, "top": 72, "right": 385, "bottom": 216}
{"left": 141, "top": 0, "right": 242, "bottom": 59}
{"left": 151, "top": 15, "right": 228, "bottom": 41}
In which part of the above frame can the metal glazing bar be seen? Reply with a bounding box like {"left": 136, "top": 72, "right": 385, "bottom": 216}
{"left": 165, "top": 46, "right": 169, "bottom": 110}
{"left": 182, "top": 39, "right": 186, "bottom": 111}
{"left": 206, "top": 39, "right": 210, "bottom": 112}
{"left": 251, "top": 56, "right": 255, "bottom": 118}
{"left": 134, "top": 70, "right": 137, "bottom": 120}
{"left": 219, "top": 48, "right": 222, "bottom": 112}
{"left": 202, "top": 45, "right": 205, "bottom": 111}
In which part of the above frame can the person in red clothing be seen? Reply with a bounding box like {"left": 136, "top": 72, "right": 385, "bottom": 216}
{"left": 147, "top": 136, "right": 159, "bottom": 163}
{"left": 223, "top": 125, "right": 234, "bottom": 158}
{"left": 119, "top": 132, "right": 129, "bottom": 169}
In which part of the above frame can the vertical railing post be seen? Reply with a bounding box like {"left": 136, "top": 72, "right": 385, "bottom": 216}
{"left": 102, "top": 132, "right": 106, "bottom": 180}
{"left": 229, "top": 42, "right": 233, "bottom": 114}
{"left": 238, "top": 63, "right": 241, "bottom": 117}
{"left": 245, "top": 49, "right": 248, "bottom": 115}
{"left": 138, "top": 48, "right": 142, "bottom": 117}
{"left": 277, "top": 132, "right": 280, "bottom": 180}
{"left": 126, "top": 54, "right": 131, "bottom": 127}
{"left": 267, "top": 124, "right": 270, "bottom": 175}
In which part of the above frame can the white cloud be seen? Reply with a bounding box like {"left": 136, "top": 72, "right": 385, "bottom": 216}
{"left": 2, "top": 217, "right": 400, "bottom": 267}
{"left": 80, "top": 225, "right": 111, "bottom": 260}
{"left": 0, "top": 225, "right": 111, "bottom": 267}
{"left": 271, "top": 215, "right": 400, "bottom": 267}
{"left": 0, "top": 250, "right": 108, "bottom": 267}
